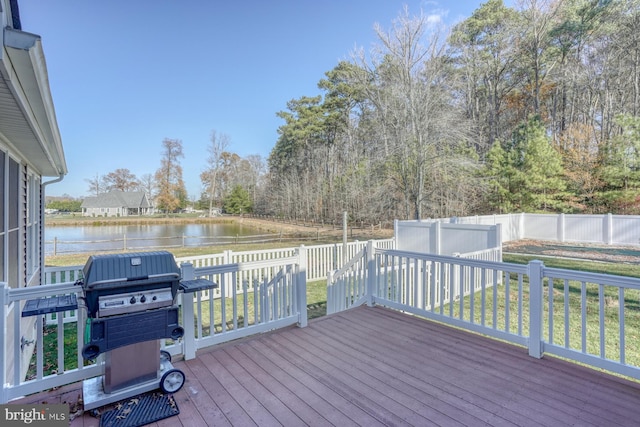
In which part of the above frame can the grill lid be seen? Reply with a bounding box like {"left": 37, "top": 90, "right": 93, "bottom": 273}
{"left": 82, "top": 251, "right": 180, "bottom": 290}
{"left": 81, "top": 251, "right": 181, "bottom": 318}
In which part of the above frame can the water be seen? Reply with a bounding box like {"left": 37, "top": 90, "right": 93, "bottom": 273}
{"left": 45, "top": 223, "right": 268, "bottom": 255}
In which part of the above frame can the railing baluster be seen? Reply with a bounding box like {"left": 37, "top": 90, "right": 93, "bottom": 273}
{"left": 599, "top": 284, "right": 605, "bottom": 359}
{"left": 548, "top": 276, "right": 554, "bottom": 345}
{"left": 564, "top": 279, "right": 570, "bottom": 349}
{"left": 518, "top": 273, "right": 523, "bottom": 336}
{"left": 505, "top": 272, "right": 510, "bottom": 334}
{"left": 619, "top": 287, "right": 625, "bottom": 364}
{"left": 581, "top": 281, "right": 587, "bottom": 354}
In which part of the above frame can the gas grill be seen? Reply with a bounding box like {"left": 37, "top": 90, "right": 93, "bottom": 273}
{"left": 80, "top": 251, "right": 184, "bottom": 361}
{"left": 76, "top": 251, "right": 216, "bottom": 411}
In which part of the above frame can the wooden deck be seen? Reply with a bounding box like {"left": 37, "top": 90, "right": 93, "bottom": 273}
{"left": 13, "top": 305, "right": 640, "bottom": 426}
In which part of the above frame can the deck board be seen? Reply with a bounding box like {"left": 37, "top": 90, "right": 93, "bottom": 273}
{"left": 11, "top": 305, "right": 640, "bottom": 426}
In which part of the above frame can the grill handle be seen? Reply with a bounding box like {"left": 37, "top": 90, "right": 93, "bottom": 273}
{"left": 84, "top": 272, "right": 180, "bottom": 289}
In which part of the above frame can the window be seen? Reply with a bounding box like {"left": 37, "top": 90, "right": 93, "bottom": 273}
{"left": 26, "top": 171, "right": 40, "bottom": 281}
{"left": 0, "top": 150, "right": 36, "bottom": 289}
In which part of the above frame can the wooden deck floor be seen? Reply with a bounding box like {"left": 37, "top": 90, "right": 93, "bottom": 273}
{"left": 13, "top": 305, "right": 640, "bottom": 426}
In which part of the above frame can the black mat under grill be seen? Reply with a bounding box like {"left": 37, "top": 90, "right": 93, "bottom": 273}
{"left": 99, "top": 392, "right": 179, "bottom": 427}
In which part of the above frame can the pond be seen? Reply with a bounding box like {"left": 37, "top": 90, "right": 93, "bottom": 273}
{"left": 45, "top": 223, "right": 270, "bottom": 255}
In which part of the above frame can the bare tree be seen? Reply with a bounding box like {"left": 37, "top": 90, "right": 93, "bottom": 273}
{"left": 138, "top": 173, "right": 155, "bottom": 198}
{"left": 200, "top": 130, "right": 230, "bottom": 216}
{"left": 154, "top": 138, "right": 186, "bottom": 213}
{"left": 353, "top": 7, "right": 475, "bottom": 219}
{"left": 103, "top": 168, "right": 139, "bottom": 192}
{"left": 85, "top": 173, "right": 107, "bottom": 196}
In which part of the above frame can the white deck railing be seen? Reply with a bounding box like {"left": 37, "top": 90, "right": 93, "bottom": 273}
{"left": 0, "top": 250, "right": 307, "bottom": 404}
{"left": 41, "top": 240, "right": 394, "bottom": 326}
{"left": 327, "top": 241, "right": 640, "bottom": 381}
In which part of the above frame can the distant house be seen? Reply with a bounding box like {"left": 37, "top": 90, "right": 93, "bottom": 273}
{"left": 81, "top": 190, "right": 153, "bottom": 217}
{"left": 0, "top": 0, "right": 67, "bottom": 381}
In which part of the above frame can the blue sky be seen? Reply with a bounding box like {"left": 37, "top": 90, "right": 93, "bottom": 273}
{"left": 19, "top": 1, "right": 508, "bottom": 199}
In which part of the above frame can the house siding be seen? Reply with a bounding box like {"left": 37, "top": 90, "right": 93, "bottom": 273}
{"left": 0, "top": 144, "right": 42, "bottom": 382}
{"left": 81, "top": 190, "right": 153, "bottom": 217}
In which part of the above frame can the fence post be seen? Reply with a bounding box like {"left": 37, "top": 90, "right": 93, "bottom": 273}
{"left": 558, "top": 213, "right": 565, "bottom": 243}
{"left": 604, "top": 213, "right": 613, "bottom": 245}
{"left": 528, "top": 260, "right": 544, "bottom": 359}
{"left": 366, "top": 240, "right": 376, "bottom": 307}
{"left": 519, "top": 213, "right": 525, "bottom": 240}
{"left": 180, "top": 263, "right": 196, "bottom": 360}
{"left": 434, "top": 221, "right": 442, "bottom": 255}
{"left": 297, "top": 246, "right": 308, "bottom": 327}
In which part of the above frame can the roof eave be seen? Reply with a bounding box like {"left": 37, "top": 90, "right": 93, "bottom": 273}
{"left": 0, "top": 27, "right": 67, "bottom": 177}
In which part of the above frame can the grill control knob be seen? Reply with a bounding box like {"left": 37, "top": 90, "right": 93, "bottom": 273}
{"left": 152, "top": 296, "right": 157, "bottom": 301}
{"left": 130, "top": 296, "right": 136, "bottom": 304}
{"left": 140, "top": 295, "right": 147, "bottom": 303}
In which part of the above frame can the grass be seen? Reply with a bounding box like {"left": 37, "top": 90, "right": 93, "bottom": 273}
{"left": 503, "top": 253, "right": 640, "bottom": 278}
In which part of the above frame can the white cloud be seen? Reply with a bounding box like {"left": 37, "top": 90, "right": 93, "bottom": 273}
{"left": 426, "top": 14, "right": 443, "bottom": 25}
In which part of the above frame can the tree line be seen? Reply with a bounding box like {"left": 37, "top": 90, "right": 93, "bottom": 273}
{"left": 76, "top": 0, "right": 640, "bottom": 222}
{"left": 83, "top": 134, "right": 262, "bottom": 215}
{"left": 266, "top": 0, "right": 640, "bottom": 222}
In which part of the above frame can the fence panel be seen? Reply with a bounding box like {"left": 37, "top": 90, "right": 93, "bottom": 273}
{"left": 612, "top": 215, "right": 640, "bottom": 245}
{"left": 563, "top": 215, "right": 603, "bottom": 243}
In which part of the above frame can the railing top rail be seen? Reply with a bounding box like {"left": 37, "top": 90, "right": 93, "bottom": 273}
{"left": 193, "top": 255, "right": 300, "bottom": 276}
{"left": 456, "top": 246, "right": 501, "bottom": 257}
{"left": 332, "top": 247, "right": 367, "bottom": 277}
{"left": 45, "top": 265, "right": 83, "bottom": 273}
{"left": 7, "top": 281, "right": 81, "bottom": 302}
{"left": 375, "top": 248, "right": 529, "bottom": 274}
{"left": 543, "top": 266, "right": 640, "bottom": 289}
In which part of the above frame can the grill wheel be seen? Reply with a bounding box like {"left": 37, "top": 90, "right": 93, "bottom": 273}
{"left": 160, "top": 369, "right": 185, "bottom": 394}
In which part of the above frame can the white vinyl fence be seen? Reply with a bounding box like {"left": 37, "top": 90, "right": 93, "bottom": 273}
{"left": 394, "top": 220, "right": 501, "bottom": 255}
{"left": 435, "top": 213, "right": 640, "bottom": 246}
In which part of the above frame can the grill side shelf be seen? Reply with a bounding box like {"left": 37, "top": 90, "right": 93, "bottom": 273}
{"left": 22, "top": 294, "right": 78, "bottom": 317}
{"left": 179, "top": 279, "right": 218, "bottom": 293}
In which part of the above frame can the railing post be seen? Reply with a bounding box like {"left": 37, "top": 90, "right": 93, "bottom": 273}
{"left": 528, "top": 260, "right": 544, "bottom": 358}
{"left": 366, "top": 240, "right": 376, "bottom": 307}
{"left": 0, "top": 283, "right": 7, "bottom": 403}
{"left": 297, "top": 246, "right": 308, "bottom": 328}
{"left": 224, "top": 250, "right": 233, "bottom": 299}
{"left": 180, "top": 263, "right": 197, "bottom": 360}
{"left": 327, "top": 270, "right": 334, "bottom": 315}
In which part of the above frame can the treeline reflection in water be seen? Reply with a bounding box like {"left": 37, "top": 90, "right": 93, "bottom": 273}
{"left": 45, "top": 223, "right": 279, "bottom": 255}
